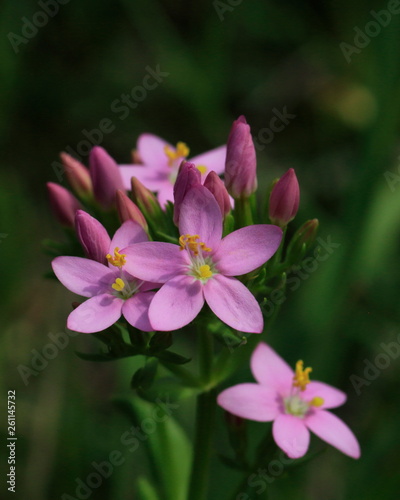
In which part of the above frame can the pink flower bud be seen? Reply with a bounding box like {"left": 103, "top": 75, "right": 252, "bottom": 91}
{"left": 89, "top": 146, "right": 125, "bottom": 208}
{"left": 116, "top": 190, "right": 148, "bottom": 231}
{"left": 204, "top": 171, "right": 231, "bottom": 218}
{"left": 60, "top": 152, "right": 93, "bottom": 198}
{"left": 224, "top": 116, "right": 257, "bottom": 199}
{"left": 269, "top": 168, "right": 300, "bottom": 227}
{"left": 47, "top": 182, "right": 82, "bottom": 227}
{"left": 131, "top": 177, "right": 160, "bottom": 215}
{"left": 173, "top": 161, "right": 202, "bottom": 225}
{"left": 75, "top": 210, "right": 111, "bottom": 264}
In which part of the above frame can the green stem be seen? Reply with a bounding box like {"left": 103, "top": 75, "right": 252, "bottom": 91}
{"left": 187, "top": 330, "right": 216, "bottom": 500}
{"left": 187, "top": 388, "right": 217, "bottom": 500}
{"left": 159, "top": 361, "right": 201, "bottom": 388}
{"left": 235, "top": 196, "right": 253, "bottom": 228}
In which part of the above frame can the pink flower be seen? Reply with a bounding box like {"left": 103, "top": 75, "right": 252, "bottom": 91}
{"left": 52, "top": 220, "right": 157, "bottom": 333}
{"left": 90, "top": 146, "right": 125, "bottom": 209}
{"left": 119, "top": 133, "right": 226, "bottom": 207}
{"left": 122, "top": 186, "right": 282, "bottom": 332}
{"left": 217, "top": 343, "right": 360, "bottom": 459}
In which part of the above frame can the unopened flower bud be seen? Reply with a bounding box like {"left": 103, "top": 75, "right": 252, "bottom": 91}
{"left": 204, "top": 171, "right": 231, "bottom": 218}
{"left": 269, "top": 168, "right": 300, "bottom": 227}
{"left": 224, "top": 115, "right": 257, "bottom": 199}
{"left": 89, "top": 146, "right": 125, "bottom": 208}
{"left": 286, "top": 219, "right": 319, "bottom": 264}
{"left": 47, "top": 182, "right": 82, "bottom": 227}
{"left": 75, "top": 210, "right": 110, "bottom": 264}
{"left": 131, "top": 177, "right": 160, "bottom": 216}
{"left": 173, "top": 161, "right": 202, "bottom": 225}
{"left": 60, "top": 152, "right": 93, "bottom": 199}
{"left": 116, "top": 190, "right": 148, "bottom": 231}
{"left": 131, "top": 149, "right": 143, "bottom": 164}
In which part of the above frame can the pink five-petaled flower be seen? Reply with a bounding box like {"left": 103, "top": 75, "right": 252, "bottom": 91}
{"left": 118, "top": 133, "right": 227, "bottom": 207}
{"left": 52, "top": 220, "right": 157, "bottom": 333}
{"left": 122, "top": 186, "right": 282, "bottom": 333}
{"left": 217, "top": 343, "right": 361, "bottom": 459}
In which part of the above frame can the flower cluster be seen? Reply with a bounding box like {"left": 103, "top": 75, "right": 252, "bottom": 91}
{"left": 46, "top": 115, "right": 359, "bottom": 463}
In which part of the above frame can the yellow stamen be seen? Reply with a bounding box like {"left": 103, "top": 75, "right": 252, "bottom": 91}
{"left": 198, "top": 264, "right": 213, "bottom": 279}
{"left": 310, "top": 397, "right": 324, "bottom": 407}
{"left": 164, "top": 142, "right": 190, "bottom": 166}
{"left": 197, "top": 165, "right": 207, "bottom": 175}
{"left": 179, "top": 234, "right": 212, "bottom": 255}
{"left": 293, "top": 360, "right": 312, "bottom": 391}
{"left": 106, "top": 247, "right": 127, "bottom": 268}
{"left": 112, "top": 277, "right": 125, "bottom": 291}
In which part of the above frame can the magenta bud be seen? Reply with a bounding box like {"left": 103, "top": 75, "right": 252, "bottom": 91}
{"left": 47, "top": 182, "right": 82, "bottom": 227}
{"left": 89, "top": 146, "right": 125, "bottom": 208}
{"left": 116, "top": 190, "right": 148, "bottom": 231}
{"left": 224, "top": 115, "right": 257, "bottom": 199}
{"left": 75, "top": 210, "right": 111, "bottom": 264}
{"left": 60, "top": 152, "right": 93, "bottom": 198}
{"left": 204, "top": 171, "right": 231, "bottom": 218}
{"left": 269, "top": 168, "right": 300, "bottom": 227}
{"left": 173, "top": 161, "right": 202, "bottom": 225}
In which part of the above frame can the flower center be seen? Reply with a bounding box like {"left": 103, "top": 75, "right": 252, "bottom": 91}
{"left": 197, "top": 165, "right": 207, "bottom": 175}
{"left": 179, "top": 233, "right": 215, "bottom": 282}
{"left": 106, "top": 247, "right": 127, "bottom": 268}
{"left": 164, "top": 142, "right": 190, "bottom": 167}
{"left": 110, "top": 274, "right": 141, "bottom": 300}
{"left": 283, "top": 360, "right": 324, "bottom": 418}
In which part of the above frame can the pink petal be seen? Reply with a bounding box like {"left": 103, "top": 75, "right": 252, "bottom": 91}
{"left": 122, "top": 291, "right": 155, "bottom": 332}
{"left": 305, "top": 410, "right": 360, "bottom": 459}
{"left": 273, "top": 414, "right": 310, "bottom": 459}
{"left": 109, "top": 221, "right": 148, "bottom": 255}
{"left": 122, "top": 242, "right": 187, "bottom": 283}
{"left": 203, "top": 275, "right": 263, "bottom": 333}
{"left": 157, "top": 183, "right": 174, "bottom": 207}
{"left": 178, "top": 185, "right": 222, "bottom": 249}
{"left": 250, "top": 343, "right": 293, "bottom": 394}
{"left": 52, "top": 257, "right": 115, "bottom": 297}
{"left": 213, "top": 225, "right": 282, "bottom": 276}
{"left": 190, "top": 145, "right": 227, "bottom": 179}
{"left": 302, "top": 381, "right": 347, "bottom": 410}
{"left": 67, "top": 294, "right": 123, "bottom": 333}
{"left": 217, "top": 383, "right": 280, "bottom": 421}
{"left": 119, "top": 165, "right": 168, "bottom": 191}
{"left": 137, "top": 133, "right": 172, "bottom": 167}
{"left": 148, "top": 275, "right": 204, "bottom": 331}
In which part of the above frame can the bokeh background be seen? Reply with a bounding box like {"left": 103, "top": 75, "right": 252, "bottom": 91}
{"left": 1, "top": 0, "right": 400, "bottom": 499}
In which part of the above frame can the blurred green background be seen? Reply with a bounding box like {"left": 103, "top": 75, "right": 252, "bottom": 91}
{"left": 1, "top": 0, "right": 400, "bottom": 498}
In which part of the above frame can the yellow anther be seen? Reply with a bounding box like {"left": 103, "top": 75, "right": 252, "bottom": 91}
{"left": 198, "top": 265, "right": 213, "bottom": 279}
{"left": 197, "top": 165, "right": 207, "bottom": 175}
{"left": 310, "top": 397, "right": 324, "bottom": 407}
{"left": 111, "top": 277, "right": 125, "bottom": 291}
{"left": 106, "top": 247, "right": 127, "bottom": 268}
{"left": 179, "top": 234, "right": 212, "bottom": 255}
{"left": 164, "top": 142, "right": 190, "bottom": 166}
{"left": 293, "top": 360, "right": 312, "bottom": 391}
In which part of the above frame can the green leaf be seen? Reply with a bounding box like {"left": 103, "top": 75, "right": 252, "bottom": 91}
{"left": 155, "top": 350, "right": 191, "bottom": 365}
{"left": 129, "top": 398, "right": 192, "bottom": 500}
{"left": 137, "top": 476, "right": 161, "bottom": 500}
